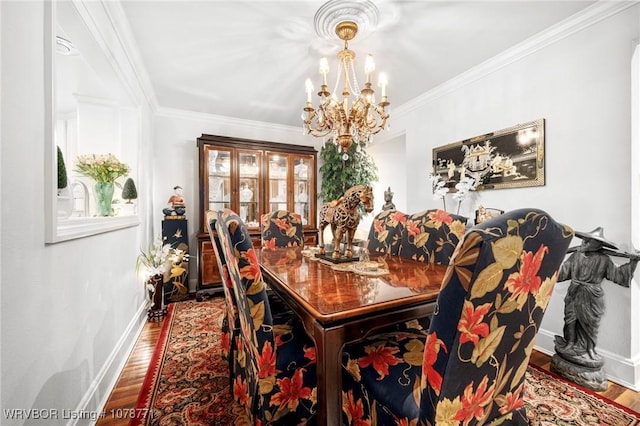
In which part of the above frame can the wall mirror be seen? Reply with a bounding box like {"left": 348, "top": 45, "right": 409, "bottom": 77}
{"left": 45, "top": 1, "right": 140, "bottom": 243}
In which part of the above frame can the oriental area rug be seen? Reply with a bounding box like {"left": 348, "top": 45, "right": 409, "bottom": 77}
{"left": 133, "top": 298, "right": 640, "bottom": 426}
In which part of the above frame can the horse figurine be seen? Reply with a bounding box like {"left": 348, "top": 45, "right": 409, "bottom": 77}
{"left": 318, "top": 185, "right": 374, "bottom": 259}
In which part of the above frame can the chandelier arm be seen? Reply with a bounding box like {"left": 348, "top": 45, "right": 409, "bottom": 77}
{"left": 354, "top": 101, "right": 387, "bottom": 135}
{"left": 364, "top": 106, "right": 388, "bottom": 135}
{"left": 371, "top": 103, "right": 389, "bottom": 121}
{"left": 305, "top": 98, "right": 341, "bottom": 136}
{"left": 305, "top": 106, "right": 334, "bottom": 137}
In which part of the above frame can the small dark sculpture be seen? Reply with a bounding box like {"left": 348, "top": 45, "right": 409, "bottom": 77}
{"left": 552, "top": 227, "right": 639, "bottom": 391}
{"left": 382, "top": 186, "right": 395, "bottom": 211}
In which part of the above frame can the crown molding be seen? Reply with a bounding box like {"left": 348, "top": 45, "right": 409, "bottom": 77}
{"left": 100, "top": 0, "right": 159, "bottom": 111}
{"left": 373, "top": 127, "right": 406, "bottom": 145}
{"left": 395, "top": 1, "right": 638, "bottom": 118}
{"left": 155, "top": 106, "right": 304, "bottom": 135}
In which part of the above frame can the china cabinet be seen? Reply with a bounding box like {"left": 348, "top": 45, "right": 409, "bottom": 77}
{"left": 196, "top": 134, "right": 318, "bottom": 297}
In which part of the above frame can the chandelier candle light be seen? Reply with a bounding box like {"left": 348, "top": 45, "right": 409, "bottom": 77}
{"left": 303, "top": 20, "right": 389, "bottom": 155}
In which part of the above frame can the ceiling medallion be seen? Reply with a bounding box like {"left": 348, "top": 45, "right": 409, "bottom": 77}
{"left": 313, "top": 0, "right": 380, "bottom": 40}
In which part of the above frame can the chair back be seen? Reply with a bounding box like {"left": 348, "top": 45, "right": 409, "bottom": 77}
{"left": 205, "top": 210, "right": 237, "bottom": 362}
{"left": 420, "top": 208, "right": 573, "bottom": 424}
{"left": 366, "top": 210, "right": 407, "bottom": 255}
{"left": 216, "top": 209, "right": 317, "bottom": 424}
{"left": 215, "top": 209, "right": 275, "bottom": 405}
{"left": 260, "top": 210, "right": 304, "bottom": 248}
{"left": 398, "top": 209, "right": 467, "bottom": 264}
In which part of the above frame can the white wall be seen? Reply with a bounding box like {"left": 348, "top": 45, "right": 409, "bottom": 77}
{"left": 1, "top": 2, "right": 154, "bottom": 424}
{"left": 375, "top": 4, "right": 640, "bottom": 388}
{"left": 358, "top": 132, "right": 407, "bottom": 240}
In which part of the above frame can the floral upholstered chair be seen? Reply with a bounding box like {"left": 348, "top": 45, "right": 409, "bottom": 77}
{"left": 398, "top": 209, "right": 467, "bottom": 265}
{"left": 342, "top": 208, "right": 573, "bottom": 425}
{"left": 366, "top": 210, "right": 408, "bottom": 256}
{"left": 216, "top": 209, "right": 317, "bottom": 425}
{"left": 260, "top": 210, "right": 304, "bottom": 249}
{"left": 205, "top": 210, "right": 238, "bottom": 390}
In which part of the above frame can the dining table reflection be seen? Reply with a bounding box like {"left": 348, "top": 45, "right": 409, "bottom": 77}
{"left": 258, "top": 246, "right": 447, "bottom": 425}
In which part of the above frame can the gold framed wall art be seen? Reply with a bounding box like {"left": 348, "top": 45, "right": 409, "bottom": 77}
{"left": 433, "top": 119, "right": 545, "bottom": 191}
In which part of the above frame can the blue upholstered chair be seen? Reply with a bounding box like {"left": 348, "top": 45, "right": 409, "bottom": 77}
{"left": 398, "top": 209, "right": 468, "bottom": 265}
{"left": 366, "top": 210, "right": 407, "bottom": 256}
{"left": 341, "top": 208, "right": 574, "bottom": 425}
{"left": 205, "top": 210, "right": 238, "bottom": 390}
{"left": 260, "top": 210, "right": 304, "bottom": 249}
{"left": 216, "top": 209, "right": 317, "bottom": 425}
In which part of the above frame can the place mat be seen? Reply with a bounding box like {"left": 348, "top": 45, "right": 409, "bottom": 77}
{"left": 301, "top": 247, "right": 320, "bottom": 257}
{"left": 328, "top": 261, "right": 359, "bottom": 271}
{"left": 350, "top": 262, "right": 389, "bottom": 276}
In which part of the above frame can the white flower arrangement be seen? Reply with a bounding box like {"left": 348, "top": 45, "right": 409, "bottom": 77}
{"left": 74, "top": 153, "right": 130, "bottom": 183}
{"left": 430, "top": 170, "right": 480, "bottom": 215}
{"left": 452, "top": 174, "right": 479, "bottom": 214}
{"left": 136, "top": 236, "right": 191, "bottom": 295}
{"left": 430, "top": 173, "right": 449, "bottom": 211}
{"left": 136, "top": 236, "right": 173, "bottom": 279}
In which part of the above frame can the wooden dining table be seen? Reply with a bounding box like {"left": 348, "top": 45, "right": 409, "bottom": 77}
{"left": 258, "top": 247, "right": 447, "bottom": 426}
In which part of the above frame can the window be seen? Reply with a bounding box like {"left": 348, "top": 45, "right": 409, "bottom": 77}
{"left": 45, "top": 1, "right": 139, "bottom": 242}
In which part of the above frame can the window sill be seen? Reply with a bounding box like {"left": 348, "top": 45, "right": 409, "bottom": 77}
{"left": 47, "top": 215, "right": 140, "bottom": 243}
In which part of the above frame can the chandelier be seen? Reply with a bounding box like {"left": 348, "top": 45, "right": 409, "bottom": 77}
{"left": 302, "top": 20, "right": 389, "bottom": 155}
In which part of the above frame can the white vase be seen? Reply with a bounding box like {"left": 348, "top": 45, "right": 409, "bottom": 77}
{"left": 57, "top": 186, "right": 73, "bottom": 220}
{"left": 119, "top": 203, "right": 136, "bottom": 216}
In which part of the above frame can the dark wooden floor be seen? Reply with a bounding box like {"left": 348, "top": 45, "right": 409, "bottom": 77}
{"left": 96, "top": 312, "right": 640, "bottom": 425}
{"left": 96, "top": 318, "right": 163, "bottom": 426}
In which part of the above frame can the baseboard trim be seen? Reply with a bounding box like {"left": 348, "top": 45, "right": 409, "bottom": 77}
{"left": 536, "top": 329, "right": 640, "bottom": 392}
{"left": 67, "top": 302, "right": 148, "bottom": 426}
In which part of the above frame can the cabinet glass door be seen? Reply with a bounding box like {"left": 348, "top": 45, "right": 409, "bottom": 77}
{"left": 293, "top": 156, "right": 312, "bottom": 226}
{"left": 238, "top": 151, "right": 261, "bottom": 228}
{"left": 267, "top": 153, "right": 289, "bottom": 213}
{"left": 206, "top": 146, "right": 231, "bottom": 212}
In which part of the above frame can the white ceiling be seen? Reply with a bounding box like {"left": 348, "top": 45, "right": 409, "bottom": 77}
{"left": 65, "top": 1, "right": 598, "bottom": 128}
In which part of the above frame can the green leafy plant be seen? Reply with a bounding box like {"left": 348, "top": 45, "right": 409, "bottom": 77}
{"left": 122, "top": 177, "right": 138, "bottom": 203}
{"left": 319, "top": 141, "right": 378, "bottom": 214}
{"left": 57, "top": 146, "right": 68, "bottom": 190}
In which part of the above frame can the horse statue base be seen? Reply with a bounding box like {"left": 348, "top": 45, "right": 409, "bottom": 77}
{"left": 315, "top": 252, "right": 359, "bottom": 263}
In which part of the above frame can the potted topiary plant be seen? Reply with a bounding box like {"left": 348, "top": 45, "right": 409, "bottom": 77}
{"left": 56, "top": 146, "right": 73, "bottom": 219}
{"left": 122, "top": 177, "right": 138, "bottom": 203}
{"left": 119, "top": 177, "right": 138, "bottom": 215}
{"left": 57, "top": 146, "right": 68, "bottom": 193}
